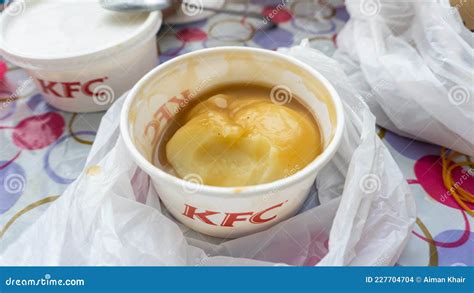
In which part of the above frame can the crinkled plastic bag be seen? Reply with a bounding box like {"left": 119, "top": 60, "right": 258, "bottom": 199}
{"left": 0, "top": 43, "right": 416, "bottom": 266}
{"left": 334, "top": 0, "right": 474, "bottom": 155}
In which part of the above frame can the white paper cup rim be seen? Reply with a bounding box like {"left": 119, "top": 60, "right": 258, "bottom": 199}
{"left": 121, "top": 47, "right": 345, "bottom": 197}
{"left": 0, "top": 6, "right": 162, "bottom": 69}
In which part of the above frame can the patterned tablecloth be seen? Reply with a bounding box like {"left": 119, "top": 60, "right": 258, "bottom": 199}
{"left": 0, "top": 0, "right": 472, "bottom": 266}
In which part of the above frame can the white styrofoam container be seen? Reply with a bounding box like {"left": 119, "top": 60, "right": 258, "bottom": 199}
{"left": 0, "top": 2, "right": 162, "bottom": 113}
{"left": 121, "top": 47, "right": 345, "bottom": 238}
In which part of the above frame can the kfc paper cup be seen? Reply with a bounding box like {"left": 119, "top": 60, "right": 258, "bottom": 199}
{"left": 0, "top": 0, "right": 162, "bottom": 113}
{"left": 121, "top": 47, "right": 344, "bottom": 238}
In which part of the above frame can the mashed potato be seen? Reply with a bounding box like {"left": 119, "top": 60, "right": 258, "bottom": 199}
{"left": 166, "top": 94, "right": 322, "bottom": 187}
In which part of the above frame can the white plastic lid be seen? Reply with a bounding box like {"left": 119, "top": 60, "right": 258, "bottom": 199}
{"left": 0, "top": 0, "right": 162, "bottom": 68}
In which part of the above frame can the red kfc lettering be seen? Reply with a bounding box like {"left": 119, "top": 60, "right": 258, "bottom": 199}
{"left": 154, "top": 90, "right": 191, "bottom": 121}
{"left": 83, "top": 77, "right": 107, "bottom": 97}
{"left": 220, "top": 212, "right": 254, "bottom": 227}
{"left": 153, "top": 105, "right": 173, "bottom": 121}
{"left": 183, "top": 204, "right": 219, "bottom": 226}
{"left": 36, "top": 77, "right": 108, "bottom": 99}
{"left": 182, "top": 201, "right": 287, "bottom": 227}
{"left": 37, "top": 79, "right": 61, "bottom": 97}
{"left": 167, "top": 96, "right": 184, "bottom": 105}
{"left": 62, "top": 82, "right": 81, "bottom": 98}
{"left": 250, "top": 201, "right": 286, "bottom": 224}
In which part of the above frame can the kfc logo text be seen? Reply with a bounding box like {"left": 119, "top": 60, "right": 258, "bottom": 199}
{"left": 182, "top": 201, "right": 287, "bottom": 227}
{"left": 36, "top": 77, "right": 108, "bottom": 99}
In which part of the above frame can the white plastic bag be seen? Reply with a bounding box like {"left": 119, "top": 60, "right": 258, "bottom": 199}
{"left": 335, "top": 0, "right": 474, "bottom": 156}
{"left": 0, "top": 43, "right": 416, "bottom": 266}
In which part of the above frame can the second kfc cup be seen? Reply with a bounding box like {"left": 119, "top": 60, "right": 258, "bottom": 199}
{"left": 0, "top": 0, "right": 162, "bottom": 112}
{"left": 121, "top": 47, "right": 344, "bottom": 238}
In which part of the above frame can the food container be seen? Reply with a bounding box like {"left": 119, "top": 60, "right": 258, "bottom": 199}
{"left": 121, "top": 47, "right": 345, "bottom": 238}
{"left": 0, "top": 0, "right": 162, "bottom": 112}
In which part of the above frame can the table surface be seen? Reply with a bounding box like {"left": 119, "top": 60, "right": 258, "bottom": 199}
{"left": 0, "top": 0, "right": 472, "bottom": 266}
